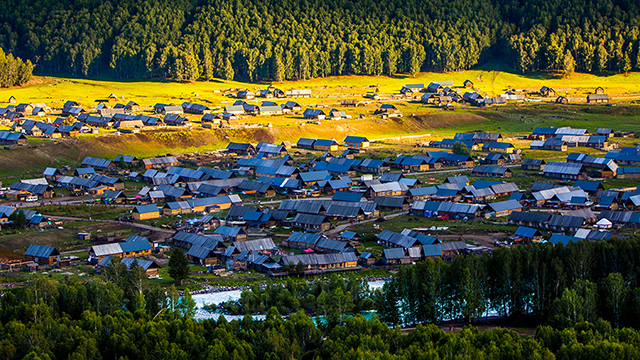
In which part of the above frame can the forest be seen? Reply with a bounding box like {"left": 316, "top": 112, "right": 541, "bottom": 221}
{"left": 2, "top": 278, "right": 640, "bottom": 359}
{"left": 377, "top": 237, "right": 640, "bottom": 329}
{"left": 0, "top": 0, "right": 639, "bottom": 81}
{"left": 3, "top": 239, "right": 640, "bottom": 358}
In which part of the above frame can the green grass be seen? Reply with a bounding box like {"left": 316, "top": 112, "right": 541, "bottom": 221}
{"left": 0, "top": 69, "right": 639, "bottom": 179}
{"left": 6, "top": 70, "right": 640, "bottom": 109}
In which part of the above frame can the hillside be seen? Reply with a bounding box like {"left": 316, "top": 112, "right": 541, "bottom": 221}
{"left": 2, "top": 69, "right": 640, "bottom": 179}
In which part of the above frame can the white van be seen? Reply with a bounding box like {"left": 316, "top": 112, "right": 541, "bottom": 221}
{"left": 25, "top": 196, "right": 39, "bottom": 202}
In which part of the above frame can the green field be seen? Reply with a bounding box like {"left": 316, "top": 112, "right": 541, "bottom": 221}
{"left": 4, "top": 70, "right": 640, "bottom": 109}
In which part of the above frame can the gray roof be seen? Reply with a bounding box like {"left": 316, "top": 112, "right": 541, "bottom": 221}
{"left": 440, "top": 241, "right": 468, "bottom": 252}
{"left": 543, "top": 162, "right": 583, "bottom": 175}
{"left": 98, "top": 256, "right": 158, "bottom": 271}
{"left": 548, "top": 215, "right": 584, "bottom": 229}
{"left": 287, "top": 232, "right": 322, "bottom": 245}
{"left": 81, "top": 157, "right": 113, "bottom": 169}
{"left": 281, "top": 252, "right": 356, "bottom": 266}
{"left": 508, "top": 211, "right": 551, "bottom": 224}
{"left": 373, "top": 196, "right": 406, "bottom": 208}
{"left": 383, "top": 248, "right": 406, "bottom": 260}
{"left": 490, "top": 182, "right": 519, "bottom": 195}
{"left": 233, "top": 238, "right": 276, "bottom": 252}
{"left": 315, "top": 238, "right": 348, "bottom": 252}
{"left": 488, "top": 200, "right": 523, "bottom": 212}
{"left": 292, "top": 213, "right": 327, "bottom": 226}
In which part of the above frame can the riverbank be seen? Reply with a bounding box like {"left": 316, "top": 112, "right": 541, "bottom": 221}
{"left": 181, "top": 276, "right": 392, "bottom": 296}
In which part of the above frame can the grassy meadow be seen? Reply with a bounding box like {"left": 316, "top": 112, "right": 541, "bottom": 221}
{"left": 0, "top": 69, "right": 638, "bottom": 178}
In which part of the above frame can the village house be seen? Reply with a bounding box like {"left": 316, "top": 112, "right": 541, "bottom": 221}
{"left": 313, "top": 139, "right": 339, "bottom": 152}
{"left": 325, "top": 109, "right": 347, "bottom": 120}
{"left": 81, "top": 157, "right": 115, "bottom": 172}
{"left": 303, "top": 108, "right": 326, "bottom": 120}
{"left": 596, "top": 128, "right": 614, "bottom": 138}
{"left": 483, "top": 142, "right": 515, "bottom": 154}
{"left": 97, "top": 256, "right": 161, "bottom": 278}
{"left": 382, "top": 248, "right": 410, "bottom": 265}
{"left": 400, "top": 84, "right": 424, "bottom": 95}
{"left": 543, "top": 162, "right": 587, "bottom": 181}
{"left": 227, "top": 142, "right": 256, "bottom": 156}
{"left": 471, "top": 166, "right": 513, "bottom": 178}
{"left": 280, "top": 253, "right": 358, "bottom": 273}
{"left": 89, "top": 240, "right": 153, "bottom": 261}
{"left": 369, "top": 182, "right": 406, "bottom": 198}
{"left": 343, "top": 136, "right": 370, "bottom": 148}
{"left": 132, "top": 205, "right": 160, "bottom": 220}
{"left": 587, "top": 94, "right": 609, "bottom": 103}
{"left": 486, "top": 200, "right": 523, "bottom": 217}
{"left": 513, "top": 227, "right": 543, "bottom": 243}
{"left": 24, "top": 244, "right": 60, "bottom": 265}
{"left": 291, "top": 213, "right": 331, "bottom": 232}
{"left": 374, "top": 104, "right": 401, "bottom": 116}
{"left": 214, "top": 226, "right": 248, "bottom": 242}
{"left": 540, "top": 86, "right": 556, "bottom": 97}
{"left": 142, "top": 156, "right": 180, "bottom": 169}
{"left": 522, "top": 158, "right": 546, "bottom": 171}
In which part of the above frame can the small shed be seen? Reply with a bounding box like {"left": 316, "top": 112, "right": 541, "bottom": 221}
{"left": 587, "top": 94, "right": 609, "bottom": 103}
{"left": 540, "top": 86, "right": 556, "bottom": 97}
{"left": 463, "top": 80, "right": 474, "bottom": 88}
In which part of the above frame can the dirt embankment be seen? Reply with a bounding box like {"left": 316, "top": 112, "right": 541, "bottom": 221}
{"left": 410, "top": 113, "right": 486, "bottom": 129}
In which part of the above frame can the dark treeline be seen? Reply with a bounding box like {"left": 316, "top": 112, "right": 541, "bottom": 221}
{"left": 4, "top": 279, "right": 640, "bottom": 359}
{"left": 1, "top": 0, "right": 639, "bottom": 81}
{"left": 378, "top": 237, "right": 640, "bottom": 329}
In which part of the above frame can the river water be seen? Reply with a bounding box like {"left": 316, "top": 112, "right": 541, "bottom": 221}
{"left": 192, "top": 280, "right": 387, "bottom": 321}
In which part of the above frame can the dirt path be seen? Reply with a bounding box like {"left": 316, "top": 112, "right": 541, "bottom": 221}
{"left": 435, "top": 233, "right": 505, "bottom": 249}
{"left": 325, "top": 211, "right": 408, "bottom": 235}
{"left": 42, "top": 215, "right": 175, "bottom": 234}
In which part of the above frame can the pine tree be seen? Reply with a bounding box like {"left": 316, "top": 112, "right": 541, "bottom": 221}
{"left": 623, "top": 51, "right": 632, "bottom": 76}
{"left": 408, "top": 45, "right": 420, "bottom": 78}
{"left": 224, "top": 56, "right": 234, "bottom": 83}
{"left": 596, "top": 43, "right": 609, "bottom": 72}
{"left": 273, "top": 52, "right": 284, "bottom": 82}
{"left": 384, "top": 46, "right": 397, "bottom": 76}
{"left": 563, "top": 50, "right": 575, "bottom": 79}
{"left": 202, "top": 48, "right": 214, "bottom": 81}
{"left": 168, "top": 248, "right": 190, "bottom": 284}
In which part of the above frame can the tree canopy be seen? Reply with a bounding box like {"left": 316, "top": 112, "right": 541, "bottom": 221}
{"left": 1, "top": 0, "right": 640, "bottom": 81}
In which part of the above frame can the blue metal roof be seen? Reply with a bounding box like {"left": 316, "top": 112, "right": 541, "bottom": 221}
{"left": 344, "top": 136, "right": 368, "bottom": 143}
{"left": 422, "top": 244, "right": 442, "bottom": 257}
{"left": 332, "top": 191, "right": 363, "bottom": 202}
{"left": 119, "top": 240, "right": 152, "bottom": 253}
{"left": 515, "top": 226, "right": 540, "bottom": 238}
{"left": 549, "top": 234, "right": 578, "bottom": 246}
{"left": 134, "top": 205, "right": 159, "bottom": 214}
{"left": 25, "top": 244, "right": 58, "bottom": 258}
{"left": 342, "top": 231, "right": 356, "bottom": 239}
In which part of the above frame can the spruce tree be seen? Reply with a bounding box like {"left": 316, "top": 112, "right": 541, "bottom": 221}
{"left": 168, "top": 249, "right": 190, "bottom": 283}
